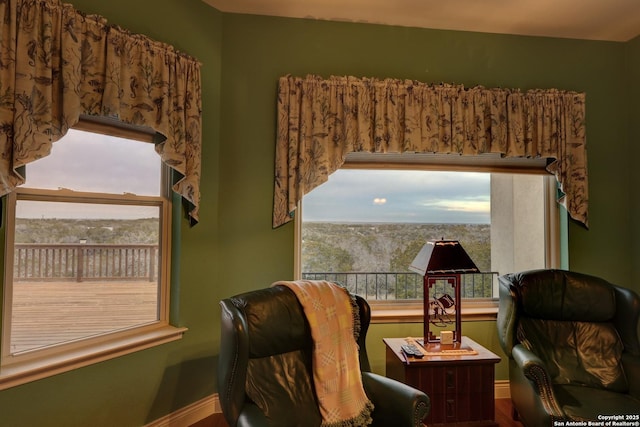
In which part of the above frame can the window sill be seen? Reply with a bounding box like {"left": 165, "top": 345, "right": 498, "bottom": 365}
{"left": 370, "top": 300, "right": 498, "bottom": 323}
{"left": 0, "top": 324, "right": 187, "bottom": 391}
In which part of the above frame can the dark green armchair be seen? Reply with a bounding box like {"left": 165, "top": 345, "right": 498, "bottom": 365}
{"left": 497, "top": 269, "right": 640, "bottom": 427}
{"left": 218, "top": 285, "right": 430, "bottom": 427}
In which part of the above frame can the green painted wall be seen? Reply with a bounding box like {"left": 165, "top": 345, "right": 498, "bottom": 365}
{"left": 0, "top": 2, "right": 637, "bottom": 426}
{"left": 218, "top": 14, "right": 631, "bottom": 287}
{"left": 218, "top": 13, "right": 632, "bottom": 382}
{"left": 629, "top": 35, "right": 640, "bottom": 292}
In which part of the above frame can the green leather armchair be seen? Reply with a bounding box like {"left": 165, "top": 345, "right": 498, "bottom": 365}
{"left": 218, "top": 285, "right": 430, "bottom": 427}
{"left": 497, "top": 269, "right": 640, "bottom": 427}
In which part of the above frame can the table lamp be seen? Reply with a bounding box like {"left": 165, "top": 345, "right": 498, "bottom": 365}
{"left": 409, "top": 239, "right": 479, "bottom": 344}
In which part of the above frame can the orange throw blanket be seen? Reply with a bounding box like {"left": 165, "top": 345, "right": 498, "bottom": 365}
{"left": 273, "top": 280, "right": 374, "bottom": 427}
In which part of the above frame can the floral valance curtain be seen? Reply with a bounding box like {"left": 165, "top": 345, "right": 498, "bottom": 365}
{"left": 274, "top": 74, "right": 588, "bottom": 228}
{"left": 0, "top": 0, "right": 202, "bottom": 224}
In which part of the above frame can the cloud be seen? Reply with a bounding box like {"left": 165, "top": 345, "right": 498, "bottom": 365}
{"left": 26, "top": 129, "right": 160, "bottom": 196}
{"left": 17, "top": 129, "right": 162, "bottom": 219}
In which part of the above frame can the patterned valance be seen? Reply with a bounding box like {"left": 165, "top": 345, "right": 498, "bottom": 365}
{"left": 274, "top": 74, "right": 587, "bottom": 228}
{"left": 0, "top": 0, "right": 202, "bottom": 224}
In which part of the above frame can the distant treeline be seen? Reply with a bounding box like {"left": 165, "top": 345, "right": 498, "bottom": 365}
{"left": 15, "top": 218, "right": 159, "bottom": 245}
{"left": 302, "top": 222, "right": 490, "bottom": 274}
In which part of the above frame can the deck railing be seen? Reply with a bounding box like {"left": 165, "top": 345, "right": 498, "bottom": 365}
{"left": 13, "top": 243, "right": 158, "bottom": 282}
{"left": 301, "top": 271, "right": 499, "bottom": 300}
{"left": 11, "top": 244, "right": 496, "bottom": 294}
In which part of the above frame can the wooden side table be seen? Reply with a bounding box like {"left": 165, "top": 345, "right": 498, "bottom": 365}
{"left": 384, "top": 336, "right": 501, "bottom": 427}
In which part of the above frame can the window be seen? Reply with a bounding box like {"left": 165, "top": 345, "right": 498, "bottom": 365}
{"left": 1, "top": 120, "right": 185, "bottom": 389}
{"left": 296, "top": 154, "right": 561, "bottom": 321}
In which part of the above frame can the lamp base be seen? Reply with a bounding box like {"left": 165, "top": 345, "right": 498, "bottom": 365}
{"left": 440, "top": 330, "right": 454, "bottom": 344}
{"left": 415, "top": 338, "right": 478, "bottom": 355}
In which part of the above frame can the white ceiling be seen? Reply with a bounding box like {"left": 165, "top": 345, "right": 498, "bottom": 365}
{"left": 203, "top": 0, "right": 640, "bottom": 42}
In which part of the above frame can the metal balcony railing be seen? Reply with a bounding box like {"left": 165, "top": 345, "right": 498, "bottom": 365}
{"left": 301, "top": 271, "right": 499, "bottom": 300}
{"left": 13, "top": 243, "right": 159, "bottom": 282}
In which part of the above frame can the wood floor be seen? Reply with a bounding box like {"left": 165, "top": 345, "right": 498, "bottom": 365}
{"left": 194, "top": 398, "right": 524, "bottom": 427}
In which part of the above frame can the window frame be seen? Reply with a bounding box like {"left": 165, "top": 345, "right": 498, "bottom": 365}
{"left": 0, "top": 119, "right": 186, "bottom": 390}
{"left": 294, "top": 153, "right": 562, "bottom": 323}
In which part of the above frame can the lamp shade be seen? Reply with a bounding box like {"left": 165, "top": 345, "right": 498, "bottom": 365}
{"left": 408, "top": 240, "right": 479, "bottom": 276}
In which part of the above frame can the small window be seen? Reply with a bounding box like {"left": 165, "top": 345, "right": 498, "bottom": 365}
{"left": 2, "top": 124, "right": 173, "bottom": 364}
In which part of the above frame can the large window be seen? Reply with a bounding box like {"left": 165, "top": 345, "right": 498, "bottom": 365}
{"left": 1, "top": 121, "right": 184, "bottom": 388}
{"left": 297, "top": 157, "right": 561, "bottom": 319}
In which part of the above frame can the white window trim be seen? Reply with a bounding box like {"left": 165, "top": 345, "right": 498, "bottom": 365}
{"left": 294, "top": 154, "right": 562, "bottom": 323}
{"left": 0, "top": 121, "right": 186, "bottom": 390}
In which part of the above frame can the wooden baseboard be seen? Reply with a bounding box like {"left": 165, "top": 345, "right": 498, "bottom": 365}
{"left": 147, "top": 382, "right": 511, "bottom": 426}
{"left": 494, "top": 379, "right": 511, "bottom": 399}
{"left": 145, "top": 394, "right": 220, "bottom": 427}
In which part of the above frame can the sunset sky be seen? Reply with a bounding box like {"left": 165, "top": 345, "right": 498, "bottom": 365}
{"left": 17, "top": 129, "right": 160, "bottom": 219}
{"left": 302, "top": 169, "right": 491, "bottom": 224}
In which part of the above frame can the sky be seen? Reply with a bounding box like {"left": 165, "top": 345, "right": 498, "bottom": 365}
{"left": 17, "top": 129, "right": 161, "bottom": 219}
{"left": 26, "top": 129, "right": 159, "bottom": 195}
{"left": 19, "top": 130, "right": 491, "bottom": 222}
{"left": 302, "top": 169, "right": 491, "bottom": 224}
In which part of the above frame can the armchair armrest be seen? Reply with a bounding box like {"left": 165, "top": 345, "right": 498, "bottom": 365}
{"left": 622, "top": 352, "right": 640, "bottom": 399}
{"left": 236, "top": 403, "right": 270, "bottom": 427}
{"left": 361, "top": 371, "right": 430, "bottom": 427}
{"left": 218, "top": 300, "right": 251, "bottom": 427}
{"left": 512, "top": 344, "right": 564, "bottom": 419}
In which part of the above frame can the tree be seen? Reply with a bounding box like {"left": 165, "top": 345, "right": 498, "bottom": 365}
{"left": 390, "top": 239, "right": 428, "bottom": 272}
{"left": 302, "top": 241, "right": 354, "bottom": 272}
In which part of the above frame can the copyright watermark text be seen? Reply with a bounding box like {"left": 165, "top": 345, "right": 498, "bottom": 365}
{"left": 554, "top": 415, "right": 640, "bottom": 427}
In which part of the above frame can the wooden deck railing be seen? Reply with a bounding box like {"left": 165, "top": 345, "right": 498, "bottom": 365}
{"left": 13, "top": 243, "right": 159, "bottom": 282}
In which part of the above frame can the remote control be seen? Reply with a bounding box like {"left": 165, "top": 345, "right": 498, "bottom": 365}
{"left": 401, "top": 343, "right": 424, "bottom": 358}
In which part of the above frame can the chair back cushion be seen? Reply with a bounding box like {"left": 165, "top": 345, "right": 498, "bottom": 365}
{"left": 517, "top": 269, "right": 616, "bottom": 321}
{"left": 246, "top": 351, "right": 322, "bottom": 426}
{"left": 233, "top": 285, "right": 322, "bottom": 425}
{"left": 518, "top": 318, "right": 627, "bottom": 391}
{"left": 513, "top": 270, "right": 629, "bottom": 392}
